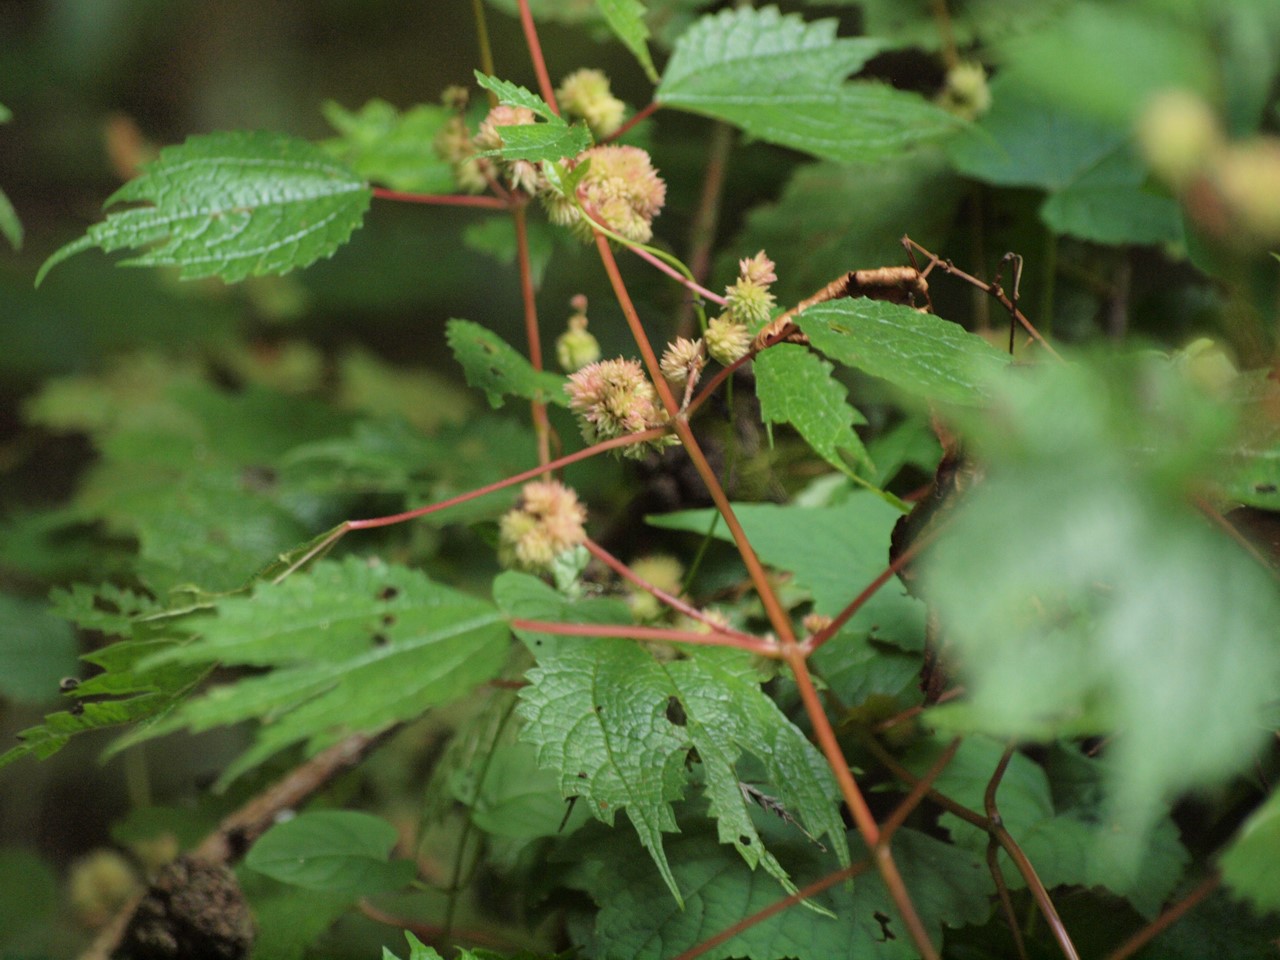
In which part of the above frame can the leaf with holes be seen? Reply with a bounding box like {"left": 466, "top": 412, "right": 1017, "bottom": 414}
{"left": 37, "top": 131, "right": 369, "bottom": 285}
{"left": 446, "top": 318, "right": 568, "bottom": 409}
{"left": 497, "top": 572, "right": 849, "bottom": 907}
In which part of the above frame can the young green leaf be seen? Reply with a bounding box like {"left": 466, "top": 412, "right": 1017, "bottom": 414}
{"left": 37, "top": 131, "right": 370, "bottom": 286}
{"left": 322, "top": 99, "right": 456, "bottom": 194}
{"left": 497, "top": 572, "right": 849, "bottom": 906}
{"left": 755, "top": 343, "right": 871, "bottom": 475}
{"left": 796, "top": 298, "right": 1013, "bottom": 408}
{"left": 245, "top": 810, "right": 416, "bottom": 894}
{"left": 596, "top": 0, "right": 658, "bottom": 83}
{"left": 474, "top": 72, "right": 559, "bottom": 123}
{"left": 124, "top": 557, "right": 510, "bottom": 786}
{"left": 1220, "top": 787, "right": 1280, "bottom": 914}
{"left": 472, "top": 72, "right": 593, "bottom": 162}
{"left": 446, "top": 318, "right": 569, "bottom": 409}
{"left": 657, "top": 6, "right": 958, "bottom": 165}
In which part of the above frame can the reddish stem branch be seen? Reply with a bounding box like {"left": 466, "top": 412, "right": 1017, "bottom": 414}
{"left": 987, "top": 836, "right": 1031, "bottom": 960}
{"left": 878, "top": 737, "right": 961, "bottom": 843}
{"left": 516, "top": 0, "right": 559, "bottom": 115}
{"left": 628, "top": 244, "right": 726, "bottom": 306}
{"left": 1102, "top": 871, "right": 1220, "bottom": 960}
{"left": 513, "top": 203, "right": 553, "bottom": 470}
{"left": 607, "top": 100, "right": 660, "bottom": 142}
{"left": 372, "top": 187, "right": 506, "bottom": 208}
{"left": 511, "top": 618, "right": 777, "bottom": 654}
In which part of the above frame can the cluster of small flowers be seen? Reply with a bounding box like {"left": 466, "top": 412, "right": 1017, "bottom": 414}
{"left": 434, "top": 70, "right": 665, "bottom": 245}
{"left": 498, "top": 479, "right": 588, "bottom": 574}
{"left": 564, "top": 357, "right": 676, "bottom": 459}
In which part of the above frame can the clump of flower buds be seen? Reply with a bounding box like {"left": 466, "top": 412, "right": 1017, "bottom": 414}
{"left": 556, "top": 295, "right": 601, "bottom": 372}
{"left": 498, "top": 480, "right": 588, "bottom": 574}
{"left": 557, "top": 68, "right": 627, "bottom": 138}
{"left": 936, "top": 61, "right": 992, "bottom": 120}
{"left": 474, "top": 104, "right": 547, "bottom": 194}
{"left": 565, "top": 357, "right": 675, "bottom": 458}
{"left": 543, "top": 144, "right": 666, "bottom": 244}
{"left": 434, "top": 86, "right": 486, "bottom": 194}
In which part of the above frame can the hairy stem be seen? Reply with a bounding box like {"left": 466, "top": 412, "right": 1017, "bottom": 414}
{"left": 513, "top": 202, "right": 553, "bottom": 470}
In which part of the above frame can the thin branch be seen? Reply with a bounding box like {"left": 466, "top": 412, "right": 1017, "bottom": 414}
{"left": 513, "top": 202, "right": 553, "bottom": 470}
{"left": 1102, "top": 871, "right": 1220, "bottom": 960}
{"left": 676, "top": 120, "right": 736, "bottom": 338}
{"left": 988, "top": 836, "right": 1031, "bottom": 960}
{"left": 629, "top": 243, "right": 726, "bottom": 306}
{"left": 607, "top": 100, "right": 659, "bottom": 143}
{"left": 879, "top": 737, "right": 962, "bottom": 843}
{"left": 516, "top": 0, "right": 558, "bottom": 115}
{"left": 510, "top": 618, "right": 777, "bottom": 655}
{"left": 372, "top": 187, "right": 506, "bottom": 209}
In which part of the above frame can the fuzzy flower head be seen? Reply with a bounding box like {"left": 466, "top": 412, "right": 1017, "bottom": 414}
{"left": 557, "top": 68, "right": 627, "bottom": 138}
{"left": 498, "top": 480, "right": 588, "bottom": 573}
{"left": 565, "top": 357, "right": 674, "bottom": 458}
{"left": 937, "top": 61, "right": 992, "bottom": 120}
{"left": 626, "top": 553, "right": 685, "bottom": 622}
{"left": 542, "top": 145, "right": 666, "bottom": 244}
{"left": 724, "top": 250, "right": 778, "bottom": 328}
{"left": 705, "top": 315, "right": 752, "bottom": 366}
{"left": 555, "top": 295, "right": 601, "bottom": 372}
{"left": 474, "top": 105, "right": 546, "bottom": 194}
{"left": 660, "top": 336, "right": 706, "bottom": 388}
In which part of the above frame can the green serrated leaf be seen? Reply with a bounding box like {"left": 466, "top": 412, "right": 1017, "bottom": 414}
{"left": 482, "top": 120, "right": 593, "bottom": 163}
{"left": 384, "top": 932, "right": 446, "bottom": 960}
{"left": 446, "top": 318, "right": 569, "bottom": 409}
{"left": 1220, "top": 788, "right": 1280, "bottom": 914}
{"left": 245, "top": 811, "right": 416, "bottom": 894}
{"left": 756, "top": 343, "right": 870, "bottom": 475}
{"left": 657, "top": 6, "right": 957, "bottom": 164}
{"left": 497, "top": 572, "right": 849, "bottom": 907}
{"left": 797, "top": 298, "right": 1013, "bottom": 408}
{"left": 647, "top": 495, "right": 923, "bottom": 645}
{"left": 475, "top": 72, "right": 560, "bottom": 123}
{"left": 597, "top": 0, "right": 658, "bottom": 82}
{"left": 127, "top": 557, "right": 508, "bottom": 786}
{"left": 37, "top": 131, "right": 370, "bottom": 286}
{"left": 322, "top": 99, "right": 456, "bottom": 194}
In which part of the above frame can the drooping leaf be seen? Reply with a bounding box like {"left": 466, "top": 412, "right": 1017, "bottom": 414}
{"left": 756, "top": 343, "right": 870, "bottom": 474}
{"left": 647, "top": 494, "right": 923, "bottom": 645}
{"left": 597, "top": 0, "right": 658, "bottom": 82}
{"left": 497, "top": 572, "right": 849, "bottom": 906}
{"left": 322, "top": 99, "right": 456, "bottom": 194}
{"left": 446, "top": 317, "right": 569, "bottom": 409}
{"left": 37, "top": 131, "right": 370, "bottom": 285}
{"left": 657, "top": 6, "right": 958, "bottom": 165}
{"left": 127, "top": 557, "right": 510, "bottom": 786}
{"left": 245, "top": 810, "right": 416, "bottom": 894}
{"left": 922, "top": 353, "right": 1280, "bottom": 872}
{"left": 796, "top": 298, "right": 1013, "bottom": 408}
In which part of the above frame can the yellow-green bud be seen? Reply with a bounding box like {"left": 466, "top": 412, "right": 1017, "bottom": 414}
{"left": 556, "top": 68, "right": 627, "bottom": 138}
{"left": 937, "top": 61, "right": 992, "bottom": 120}
{"left": 1213, "top": 137, "right": 1280, "bottom": 245}
{"left": 660, "top": 337, "right": 705, "bottom": 386}
{"left": 556, "top": 301, "right": 601, "bottom": 372}
{"left": 68, "top": 849, "right": 142, "bottom": 929}
{"left": 1137, "top": 89, "right": 1222, "bottom": 190}
{"left": 706, "top": 315, "right": 752, "bottom": 366}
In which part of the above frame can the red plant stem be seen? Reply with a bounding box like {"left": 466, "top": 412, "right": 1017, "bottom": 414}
{"left": 628, "top": 245, "right": 726, "bottom": 306}
{"left": 608, "top": 100, "right": 660, "bottom": 142}
{"left": 988, "top": 837, "right": 1031, "bottom": 960}
{"left": 371, "top": 187, "right": 506, "bottom": 209}
{"left": 878, "top": 736, "right": 961, "bottom": 843}
{"left": 516, "top": 0, "right": 558, "bottom": 115}
{"left": 583, "top": 538, "right": 758, "bottom": 641}
{"left": 669, "top": 859, "right": 874, "bottom": 960}
{"left": 1102, "top": 871, "right": 1220, "bottom": 960}
{"left": 513, "top": 203, "right": 553, "bottom": 470}
{"left": 511, "top": 618, "right": 777, "bottom": 654}
{"left": 593, "top": 233, "right": 798, "bottom": 650}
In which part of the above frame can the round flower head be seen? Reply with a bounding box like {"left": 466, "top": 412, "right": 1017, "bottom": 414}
{"left": 565, "top": 357, "right": 674, "bottom": 458}
{"left": 660, "top": 336, "right": 706, "bottom": 387}
{"left": 937, "top": 61, "right": 992, "bottom": 120}
{"left": 556, "top": 68, "right": 627, "bottom": 138}
{"left": 738, "top": 251, "right": 777, "bottom": 287}
{"left": 542, "top": 145, "right": 666, "bottom": 244}
{"left": 498, "top": 480, "right": 588, "bottom": 573}
{"left": 724, "top": 250, "right": 778, "bottom": 327}
{"left": 474, "top": 105, "right": 546, "bottom": 194}
{"left": 706, "top": 315, "right": 752, "bottom": 366}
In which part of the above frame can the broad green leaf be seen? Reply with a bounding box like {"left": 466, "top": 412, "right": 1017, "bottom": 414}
{"left": 597, "top": 0, "right": 658, "bottom": 82}
{"left": 245, "top": 811, "right": 415, "bottom": 894}
{"left": 1220, "top": 788, "right": 1280, "bottom": 914}
{"left": 577, "top": 822, "right": 989, "bottom": 960}
{"left": 446, "top": 318, "right": 569, "bottom": 409}
{"left": 475, "top": 72, "right": 559, "bottom": 123}
{"left": 657, "top": 6, "right": 957, "bottom": 165}
{"left": 648, "top": 495, "right": 923, "bottom": 645}
{"left": 237, "top": 873, "right": 353, "bottom": 960}
{"left": 498, "top": 572, "right": 848, "bottom": 906}
{"left": 37, "top": 131, "right": 370, "bottom": 285}
{"left": 322, "top": 99, "right": 456, "bottom": 194}
{"left": 0, "top": 594, "right": 79, "bottom": 703}
{"left": 756, "top": 342, "right": 870, "bottom": 475}
{"left": 1127, "top": 890, "right": 1280, "bottom": 960}
{"left": 846, "top": 0, "right": 1071, "bottom": 52}
{"left": 922, "top": 354, "right": 1280, "bottom": 872}
{"left": 482, "top": 120, "right": 593, "bottom": 163}
{"left": 727, "top": 151, "right": 962, "bottom": 309}
{"left": 796, "top": 298, "right": 1013, "bottom": 408}
{"left": 948, "top": 74, "right": 1183, "bottom": 246}
{"left": 130, "top": 557, "right": 509, "bottom": 786}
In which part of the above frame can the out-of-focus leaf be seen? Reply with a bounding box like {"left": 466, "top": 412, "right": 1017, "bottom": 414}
{"left": 463, "top": 216, "right": 557, "bottom": 287}
{"left": 797, "top": 298, "right": 1013, "bottom": 408}
{"left": 756, "top": 343, "right": 870, "bottom": 475}
{"left": 245, "top": 811, "right": 415, "bottom": 894}
{"left": 38, "top": 132, "right": 370, "bottom": 285}
{"left": 1221, "top": 788, "right": 1280, "bottom": 914}
{"left": 0, "top": 594, "right": 79, "bottom": 703}
{"left": 657, "top": 6, "right": 958, "bottom": 165}
{"left": 130, "top": 557, "right": 509, "bottom": 786}
{"left": 0, "top": 850, "right": 57, "bottom": 949}
{"left": 446, "top": 318, "right": 569, "bottom": 409}
{"left": 322, "top": 99, "right": 455, "bottom": 194}
{"left": 597, "top": 0, "right": 658, "bottom": 82}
